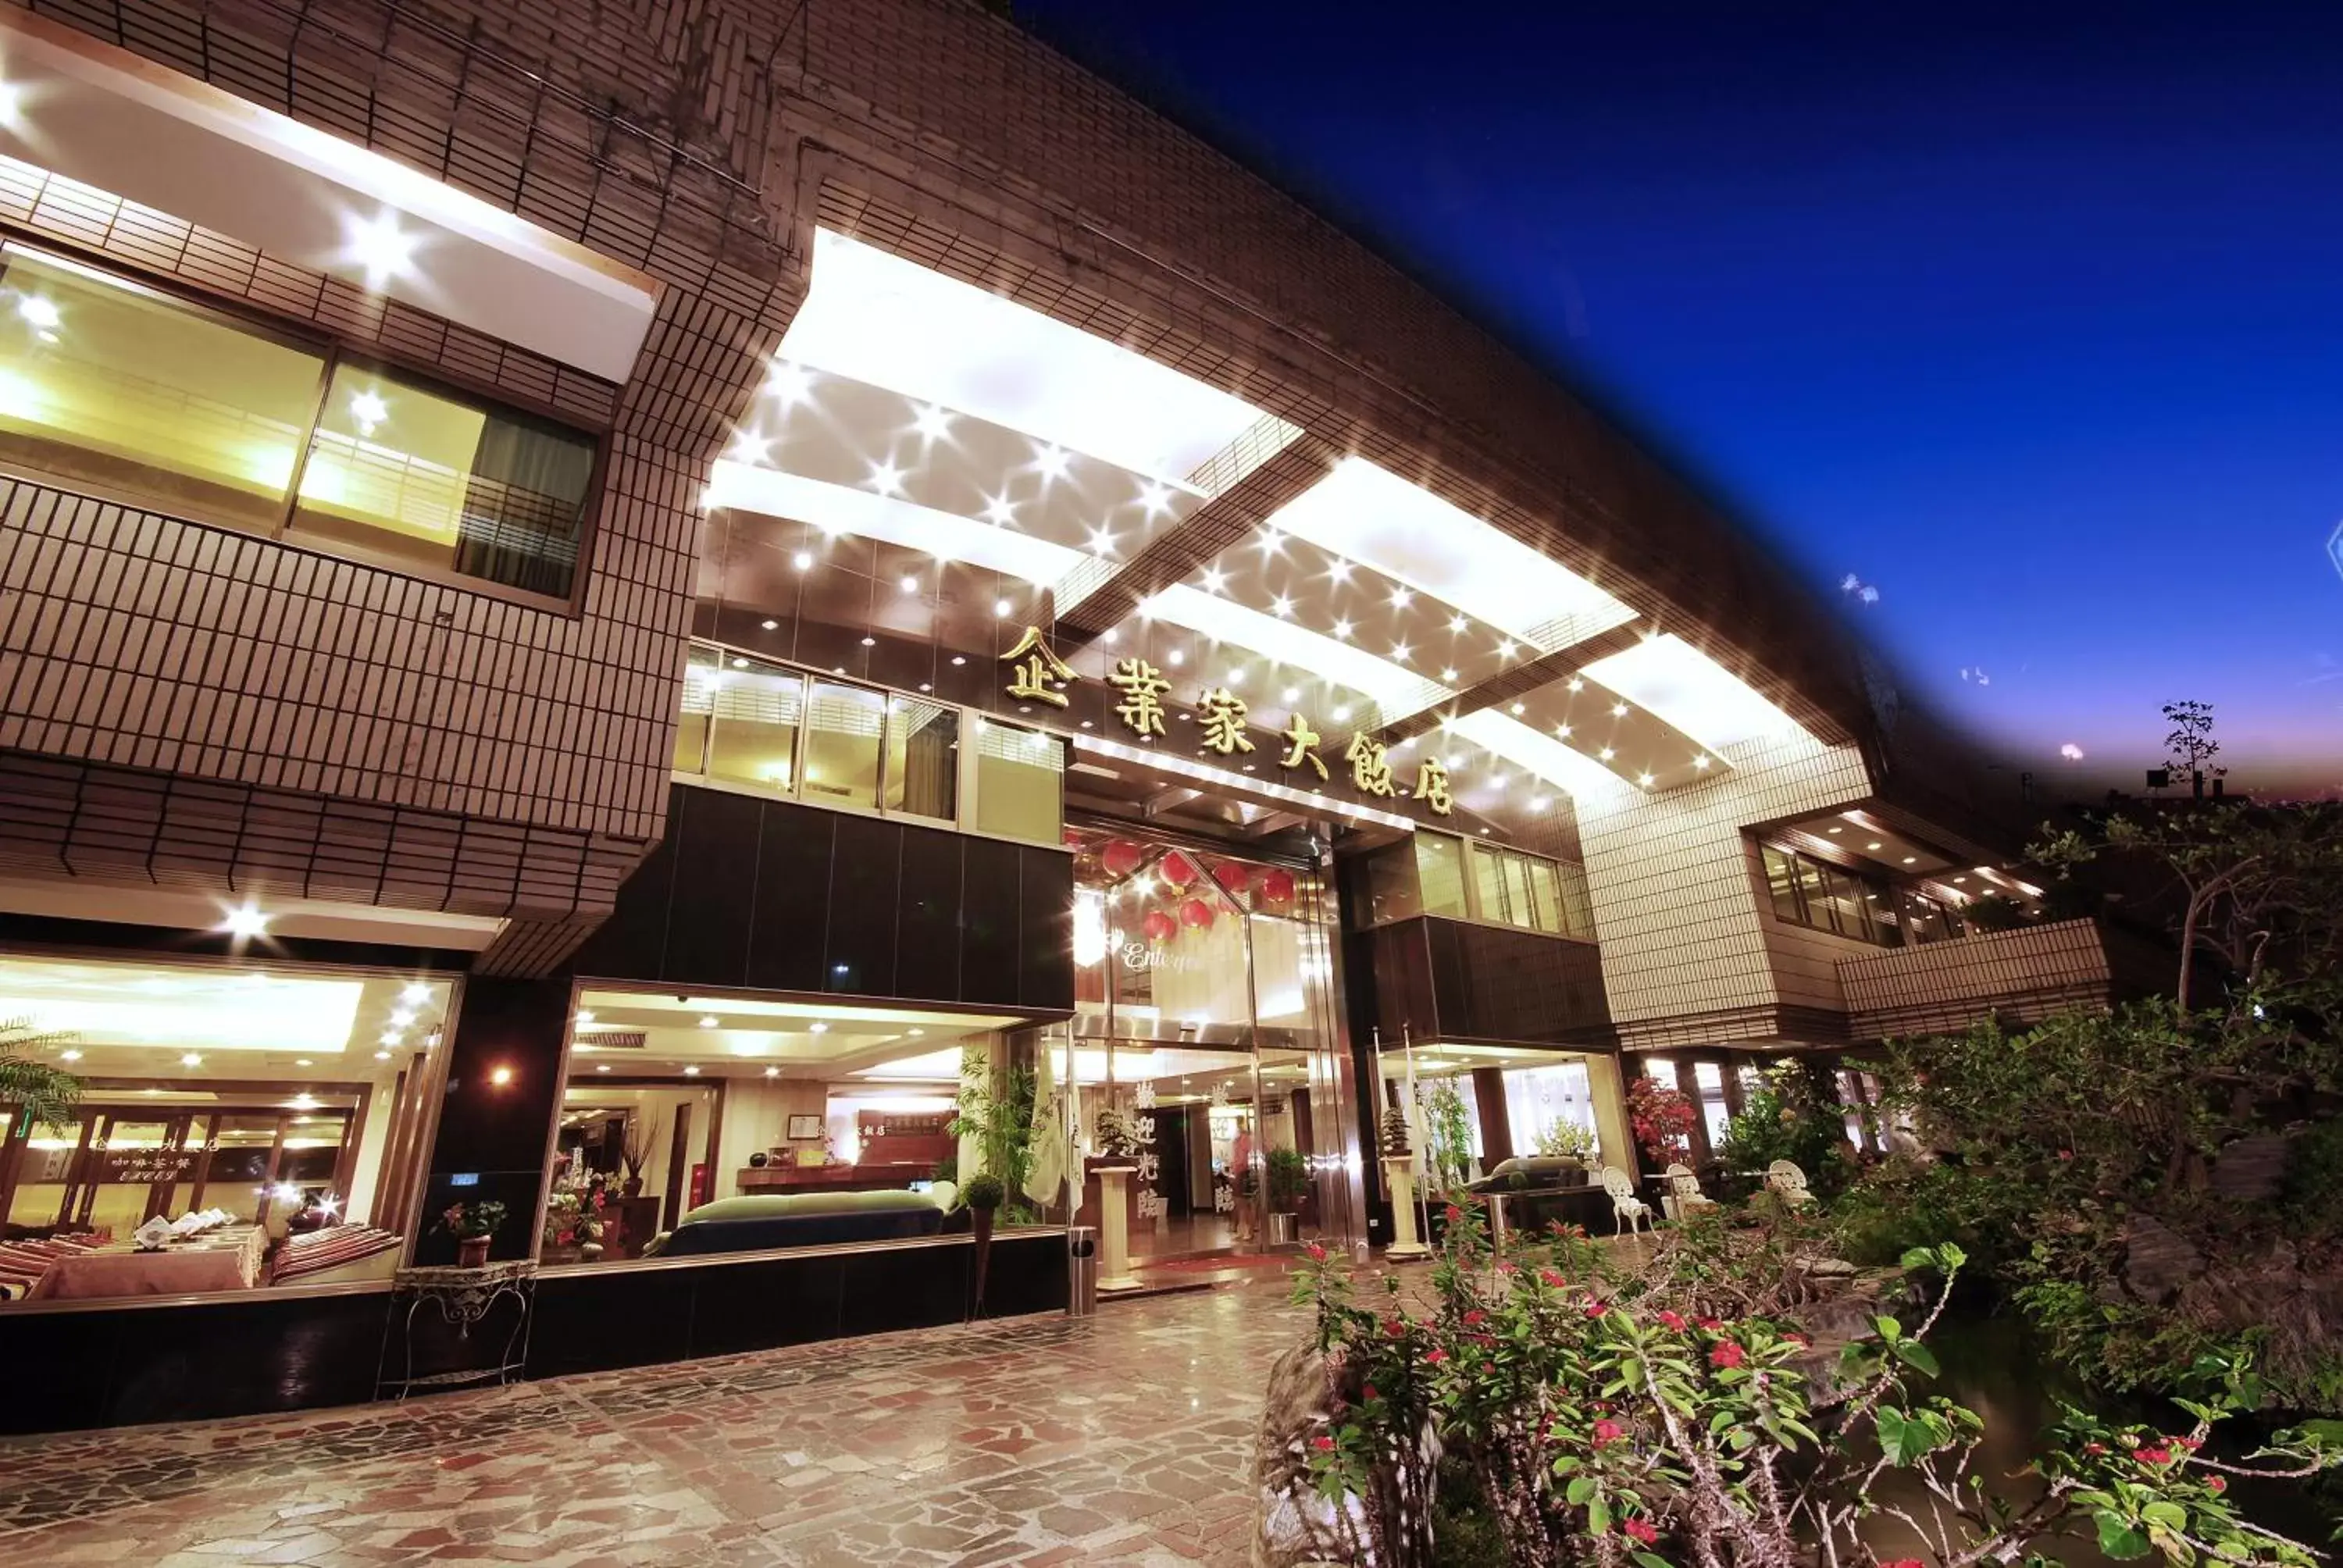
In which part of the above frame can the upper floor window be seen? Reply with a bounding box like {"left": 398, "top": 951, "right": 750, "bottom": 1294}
{"left": 674, "top": 643, "right": 1063, "bottom": 846}
{"left": 0, "top": 242, "right": 596, "bottom": 602}
{"left": 1760, "top": 843, "right": 1904, "bottom": 948}
{"left": 1349, "top": 829, "right": 1595, "bottom": 941}
{"left": 1468, "top": 839, "right": 1597, "bottom": 939}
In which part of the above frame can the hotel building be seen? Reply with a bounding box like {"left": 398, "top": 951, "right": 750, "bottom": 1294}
{"left": 0, "top": 0, "right": 2154, "bottom": 1431}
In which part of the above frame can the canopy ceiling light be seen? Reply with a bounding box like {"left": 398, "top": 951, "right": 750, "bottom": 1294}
{"left": 1578, "top": 633, "right": 1804, "bottom": 752}
{"left": 779, "top": 229, "right": 1268, "bottom": 485}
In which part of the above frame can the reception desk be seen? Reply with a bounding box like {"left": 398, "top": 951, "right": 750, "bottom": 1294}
{"left": 735, "top": 1161, "right": 936, "bottom": 1195}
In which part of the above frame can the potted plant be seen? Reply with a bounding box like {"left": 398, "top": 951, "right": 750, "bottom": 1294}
{"left": 963, "top": 1171, "right": 1005, "bottom": 1317}
{"left": 619, "top": 1113, "right": 660, "bottom": 1199}
{"left": 1264, "top": 1146, "right": 1309, "bottom": 1244}
{"left": 1625, "top": 1075, "right": 1698, "bottom": 1166}
{"left": 0, "top": 1018, "right": 82, "bottom": 1131}
{"left": 437, "top": 1199, "right": 506, "bottom": 1268}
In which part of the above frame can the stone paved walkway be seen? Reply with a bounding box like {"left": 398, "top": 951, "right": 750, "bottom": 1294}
{"left": 0, "top": 1278, "right": 1314, "bottom": 1567}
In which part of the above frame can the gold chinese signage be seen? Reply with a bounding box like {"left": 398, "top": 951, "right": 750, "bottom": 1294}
{"left": 1002, "top": 630, "right": 1452, "bottom": 815}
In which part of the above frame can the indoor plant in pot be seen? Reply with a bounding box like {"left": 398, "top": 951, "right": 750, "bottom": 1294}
{"left": 963, "top": 1172, "right": 1005, "bottom": 1318}
{"left": 438, "top": 1199, "right": 506, "bottom": 1268}
{"left": 1264, "top": 1146, "right": 1310, "bottom": 1244}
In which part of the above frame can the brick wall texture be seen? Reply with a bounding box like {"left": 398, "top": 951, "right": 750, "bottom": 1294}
{"left": 2, "top": 0, "right": 1888, "bottom": 977}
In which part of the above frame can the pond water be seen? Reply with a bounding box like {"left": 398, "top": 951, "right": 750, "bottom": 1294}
{"left": 1863, "top": 1310, "right": 2338, "bottom": 1563}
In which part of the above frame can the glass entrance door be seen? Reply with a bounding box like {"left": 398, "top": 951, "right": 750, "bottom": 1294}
{"left": 1065, "top": 825, "right": 1353, "bottom": 1263}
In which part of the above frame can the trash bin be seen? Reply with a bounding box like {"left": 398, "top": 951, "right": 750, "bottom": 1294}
{"left": 1267, "top": 1212, "right": 1298, "bottom": 1246}
{"left": 1066, "top": 1226, "right": 1098, "bottom": 1317}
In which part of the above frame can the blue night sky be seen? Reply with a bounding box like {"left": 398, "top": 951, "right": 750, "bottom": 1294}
{"left": 1018, "top": 1, "right": 2343, "bottom": 800}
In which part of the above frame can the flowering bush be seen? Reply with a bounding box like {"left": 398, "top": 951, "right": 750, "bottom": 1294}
{"left": 1284, "top": 1203, "right": 2337, "bottom": 1566}
{"left": 435, "top": 1199, "right": 505, "bottom": 1240}
{"left": 1625, "top": 1076, "right": 1698, "bottom": 1166}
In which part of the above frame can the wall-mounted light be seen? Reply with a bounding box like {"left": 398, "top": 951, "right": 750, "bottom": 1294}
{"left": 489, "top": 1065, "right": 514, "bottom": 1087}
{"left": 218, "top": 903, "right": 269, "bottom": 939}
{"left": 343, "top": 208, "right": 416, "bottom": 290}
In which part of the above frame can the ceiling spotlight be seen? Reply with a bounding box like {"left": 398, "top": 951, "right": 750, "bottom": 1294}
{"left": 683, "top": 1064, "right": 702, "bottom": 1076}
{"left": 1332, "top": 705, "right": 1352, "bottom": 722}
{"left": 596, "top": 1064, "right": 611, "bottom": 1073}
{"left": 982, "top": 493, "right": 1018, "bottom": 527}
{"left": 59, "top": 1048, "right": 82, "bottom": 1063}
{"left": 1087, "top": 525, "right": 1118, "bottom": 557}
{"left": 401, "top": 982, "right": 432, "bottom": 1006}
{"left": 1388, "top": 586, "right": 1413, "bottom": 609}
{"left": 865, "top": 458, "right": 907, "bottom": 497}
{"left": 908, "top": 1027, "right": 925, "bottom": 1036}
{"left": 1226, "top": 668, "right": 1246, "bottom": 686}
{"left": 390, "top": 1009, "right": 417, "bottom": 1030}
{"left": 1271, "top": 595, "right": 1294, "bottom": 618}
{"left": 1866, "top": 841, "right": 1884, "bottom": 851}
{"left": 911, "top": 403, "right": 954, "bottom": 442}
{"left": 1032, "top": 444, "right": 1072, "bottom": 483}
{"left": 764, "top": 1066, "right": 780, "bottom": 1078}
{"left": 1167, "top": 648, "right": 1185, "bottom": 666}
{"left": 1599, "top": 747, "right": 1616, "bottom": 761}
{"left": 1827, "top": 825, "right": 1842, "bottom": 835}
{"left": 218, "top": 903, "right": 269, "bottom": 939}
{"left": 993, "top": 598, "right": 1012, "bottom": 618}
{"left": 16, "top": 294, "right": 59, "bottom": 331}
{"left": 490, "top": 1065, "right": 514, "bottom": 1086}
{"left": 1902, "top": 855, "right": 1917, "bottom": 864}
{"left": 792, "top": 551, "right": 813, "bottom": 572}
{"left": 1694, "top": 755, "right": 1710, "bottom": 769}
{"left": 810, "top": 1021, "right": 829, "bottom": 1034}
{"left": 1638, "top": 772, "right": 1655, "bottom": 787}
{"left": 1139, "top": 481, "right": 1175, "bottom": 518}
{"left": 1331, "top": 619, "right": 1353, "bottom": 641}
{"left": 344, "top": 208, "right": 415, "bottom": 290}
{"left": 899, "top": 575, "right": 919, "bottom": 594}
{"left": 380, "top": 1030, "right": 403, "bottom": 1047}
{"left": 731, "top": 657, "right": 748, "bottom": 669}
{"left": 1442, "top": 668, "right": 1460, "bottom": 682}
{"left": 375, "top": 1049, "right": 393, "bottom": 1062}
{"left": 1611, "top": 703, "right": 1629, "bottom": 718}
{"left": 1555, "top": 723, "right": 1573, "bottom": 739}
{"left": 1390, "top": 643, "right": 1411, "bottom": 663}
{"left": 1448, "top": 614, "right": 1469, "bottom": 633}
{"left": 950, "top": 654, "right": 966, "bottom": 666}
{"left": 861, "top": 635, "right": 876, "bottom": 647}
{"left": 180, "top": 1052, "right": 202, "bottom": 1067}
{"left": 1326, "top": 559, "right": 1352, "bottom": 583}
{"left": 1495, "top": 640, "right": 1517, "bottom": 660}
{"left": 1952, "top": 875, "right": 1967, "bottom": 883}
{"left": 1529, "top": 796, "right": 1549, "bottom": 812}
{"left": 1199, "top": 565, "right": 1228, "bottom": 595}
{"left": 1282, "top": 686, "right": 1300, "bottom": 704}
{"left": 1567, "top": 677, "right": 1585, "bottom": 693}
{"left": 698, "top": 1015, "right": 719, "bottom": 1028}
{"left": 1509, "top": 702, "right": 1525, "bottom": 715}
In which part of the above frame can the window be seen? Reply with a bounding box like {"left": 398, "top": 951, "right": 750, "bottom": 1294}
{"left": 0, "top": 243, "right": 597, "bottom": 600}
{"left": 1414, "top": 832, "right": 1468, "bottom": 918}
{"left": 294, "top": 362, "right": 594, "bottom": 597}
{"left": 1466, "top": 840, "right": 1596, "bottom": 939}
{"left": 972, "top": 719, "right": 1063, "bottom": 846}
{"left": 1759, "top": 844, "right": 1903, "bottom": 948}
{"left": 673, "top": 642, "right": 1065, "bottom": 846}
{"left": 0, "top": 955, "right": 452, "bottom": 1303}
{"left": 1896, "top": 888, "right": 1967, "bottom": 945}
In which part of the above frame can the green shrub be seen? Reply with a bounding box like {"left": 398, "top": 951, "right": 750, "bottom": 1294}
{"left": 963, "top": 1172, "right": 1006, "bottom": 1210}
{"left": 2280, "top": 1119, "right": 2343, "bottom": 1239}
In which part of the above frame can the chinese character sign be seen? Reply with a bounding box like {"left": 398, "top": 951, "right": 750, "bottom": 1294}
{"left": 1412, "top": 754, "right": 1453, "bottom": 815}
{"left": 1198, "top": 688, "right": 1254, "bottom": 755}
{"left": 1345, "top": 731, "right": 1397, "bottom": 797}
{"left": 1108, "top": 657, "right": 1171, "bottom": 737}
{"left": 1279, "top": 713, "right": 1327, "bottom": 780}
{"left": 1000, "top": 626, "right": 1075, "bottom": 707}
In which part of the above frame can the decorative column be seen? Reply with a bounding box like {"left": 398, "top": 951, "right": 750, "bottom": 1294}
{"left": 1094, "top": 1164, "right": 1143, "bottom": 1292}
{"left": 1382, "top": 1156, "right": 1432, "bottom": 1260}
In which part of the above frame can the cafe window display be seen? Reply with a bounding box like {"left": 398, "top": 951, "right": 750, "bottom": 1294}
{"left": 0, "top": 954, "right": 452, "bottom": 1303}
{"left": 544, "top": 989, "right": 1060, "bottom": 1270}
{"left": 1065, "top": 824, "right": 1346, "bottom": 1260}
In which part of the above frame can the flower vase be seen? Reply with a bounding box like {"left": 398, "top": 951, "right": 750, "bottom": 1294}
{"left": 456, "top": 1234, "right": 490, "bottom": 1268}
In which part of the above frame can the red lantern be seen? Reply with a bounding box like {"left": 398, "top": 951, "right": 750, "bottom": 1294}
{"left": 1211, "top": 860, "right": 1250, "bottom": 895}
{"left": 1100, "top": 839, "right": 1145, "bottom": 880}
{"left": 1159, "top": 851, "right": 1197, "bottom": 890}
{"left": 1180, "top": 896, "right": 1215, "bottom": 930}
{"left": 1259, "top": 868, "right": 1296, "bottom": 905}
{"left": 1141, "top": 909, "right": 1178, "bottom": 944}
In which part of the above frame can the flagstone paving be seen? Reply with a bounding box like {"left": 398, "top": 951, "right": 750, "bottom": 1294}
{"left": 0, "top": 1278, "right": 1318, "bottom": 1567}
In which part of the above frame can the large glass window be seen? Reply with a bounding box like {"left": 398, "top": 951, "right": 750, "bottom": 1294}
{"left": 0, "top": 955, "right": 451, "bottom": 1303}
{"left": 1467, "top": 839, "right": 1595, "bottom": 939}
{"left": 674, "top": 642, "right": 1065, "bottom": 846}
{"left": 294, "top": 362, "right": 594, "bottom": 597}
{"left": 0, "top": 242, "right": 597, "bottom": 600}
{"left": 972, "top": 719, "right": 1063, "bottom": 845}
{"left": 1759, "top": 843, "right": 1903, "bottom": 949}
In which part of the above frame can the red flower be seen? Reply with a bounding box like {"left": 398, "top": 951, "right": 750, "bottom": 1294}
{"left": 2207, "top": 1474, "right": 2227, "bottom": 1494}
{"left": 1425, "top": 1349, "right": 1450, "bottom": 1366}
{"left": 1482, "top": 1360, "right": 1496, "bottom": 1373}
{"left": 1881, "top": 1560, "right": 1926, "bottom": 1568}
{"left": 2084, "top": 1441, "right": 2108, "bottom": 1456}
{"left": 1584, "top": 1300, "right": 1609, "bottom": 1320}
{"left": 1383, "top": 1317, "right": 1407, "bottom": 1339}
{"left": 2133, "top": 1445, "right": 2172, "bottom": 1466}
{"left": 1306, "top": 1242, "right": 1327, "bottom": 1262}
{"left": 1311, "top": 1434, "right": 1336, "bottom": 1452}
{"left": 2171, "top": 1436, "right": 2201, "bottom": 1452}
{"left": 2057, "top": 1149, "right": 2074, "bottom": 1160}
{"left": 1539, "top": 1267, "right": 1567, "bottom": 1288}
{"left": 1624, "top": 1518, "right": 1660, "bottom": 1545}
{"left": 1697, "top": 1317, "right": 1723, "bottom": 1331}
{"left": 1362, "top": 1384, "right": 1380, "bottom": 1402}
{"left": 1709, "top": 1341, "right": 1746, "bottom": 1370}
{"left": 1782, "top": 1331, "right": 1810, "bottom": 1346}
{"left": 1591, "top": 1418, "right": 1624, "bottom": 1449}
{"left": 1656, "top": 1310, "right": 1686, "bottom": 1331}
{"left": 1495, "top": 1260, "right": 1518, "bottom": 1274}
{"left": 1444, "top": 1203, "right": 1465, "bottom": 1224}
{"left": 1462, "top": 1309, "right": 1488, "bottom": 1327}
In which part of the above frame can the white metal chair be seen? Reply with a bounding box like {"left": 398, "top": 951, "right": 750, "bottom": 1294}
{"left": 1599, "top": 1166, "right": 1651, "bottom": 1237}
{"left": 1765, "top": 1160, "right": 1814, "bottom": 1211}
{"left": 1661, "top": 1163, "right": 1719, "bottom": 1221}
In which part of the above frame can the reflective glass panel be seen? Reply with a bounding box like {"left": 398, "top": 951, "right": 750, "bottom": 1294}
{"left": 801, "top": 680, "right": 886, "bottom": 810}
{"left": 708, "top": 659, "right": 806, "bottom": 793}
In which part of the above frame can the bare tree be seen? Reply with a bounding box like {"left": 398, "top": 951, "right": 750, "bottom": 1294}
{"left": 2161, "top": 699, "right": 2223, "bottom": 796}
